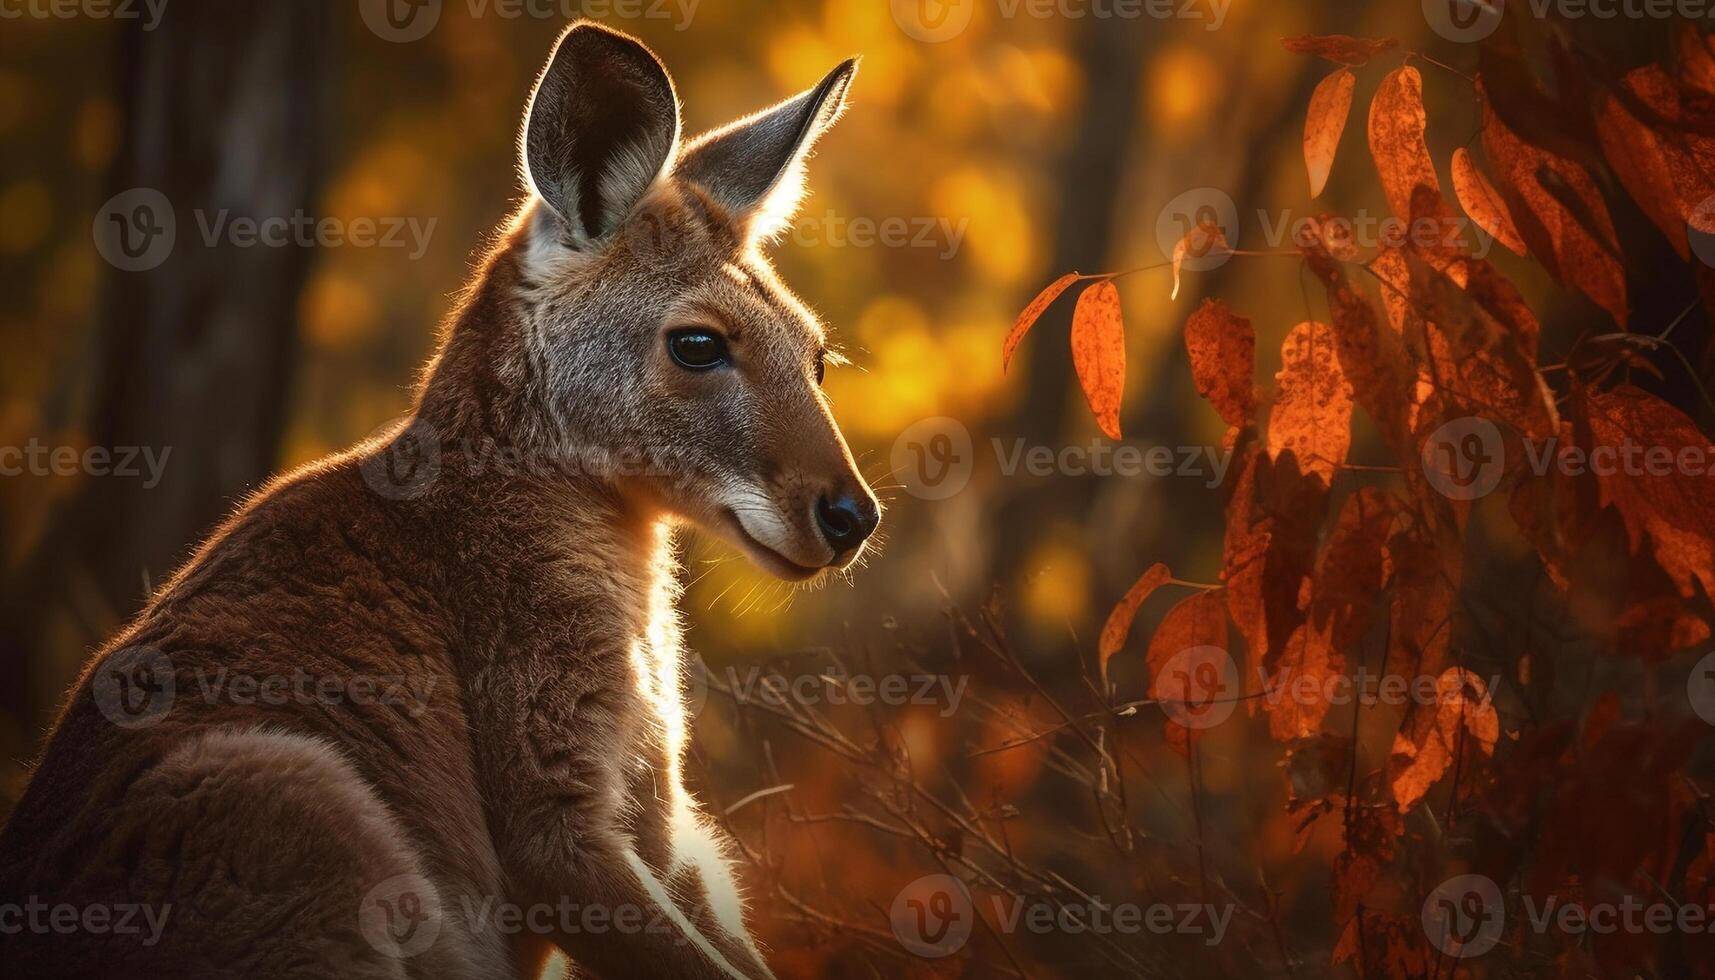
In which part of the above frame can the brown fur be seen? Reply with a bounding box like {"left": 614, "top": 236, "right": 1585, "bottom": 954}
{"left": 0, "top": 22, "right": 874, "bottom": 980}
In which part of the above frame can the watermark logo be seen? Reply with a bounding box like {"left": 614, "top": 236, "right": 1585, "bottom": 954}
{"left": 1157, "top": 646, "right": 1238, "bottom": 731}
{"left": 360, "top": 873, "right": 445, "bottom": 959}
{"left": 1423, "top": 0, "right": 1504, "bottom": 43}
{"left": 1689, "top": 650, "right": 1715, "bottom": 726}
{"left": 1422, "top": 874, "right": 1505, "bottom": 958}
{"left": 361, "top": 419, "right": 443, "bottom": 501}
{"left": 93, "top": 188, "right": 176, "bottom": 272}
{"left": 360, "top": 0, "right": 442, "bottom": 41}
{"left": 1421, "top": 417, "right": 1505, "bottom": 501}
{"left": 91, "top": 645, "right": 176, "bottom": 729}
{"left": 360, "top": 0, "right": 440, "bottom": 41}
{"left": 892, "top": 417, "right": 975, "bottom": 500}
{"left": 1156, "top": 187, "right": 1238, "bottom": 274}
{"left": 889, "top": 0, "right": 976, "bottom": 42}
{"left": 620, "top": 207, "right": 692, "bottom": 265}
{"left": 891, "top": 874, "right": 975, "bottom": 957}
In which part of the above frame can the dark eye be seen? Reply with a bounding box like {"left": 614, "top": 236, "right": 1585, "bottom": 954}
{"left": 667, "top": 328, "right": 728, "bottom": 370}
{"left": 815, "top": 349, "right": 826, "bottom": 385}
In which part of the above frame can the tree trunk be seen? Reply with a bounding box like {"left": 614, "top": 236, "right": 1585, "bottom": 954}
{"left": 1, "top": 0, "right": 330, "bottom": 742}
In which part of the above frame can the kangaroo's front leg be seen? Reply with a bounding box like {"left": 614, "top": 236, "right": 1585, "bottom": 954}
{"left": 475, "top": 651, "right": 753, "bottom": 980}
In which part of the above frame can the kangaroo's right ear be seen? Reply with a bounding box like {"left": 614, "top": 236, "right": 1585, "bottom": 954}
{"left": 523, "top": 22, "right": 680, "bottom": 246}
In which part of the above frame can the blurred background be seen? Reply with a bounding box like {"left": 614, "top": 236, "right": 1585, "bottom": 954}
{"left": 3, "top": 2, "right": 1713, "bottom": 977}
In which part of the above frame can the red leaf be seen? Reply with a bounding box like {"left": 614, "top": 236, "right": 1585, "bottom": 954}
{"left": 1098, "top": 562, "right": 1172, "bottom": 685}
{"left": 1183, "top": 298, "right": 1256, "bottom": 430}
{"left": 1002, "top": 272, "right": 1078, "bottom": 372}
{"left": 1309, "top": 487, "right": 1402, "bottom": 649}
{"left": 1581, "top": 385, "right": 1715, "bottom": 600}
{"left": 1304, "top": 68, "right": 1356, "bottom": 199}
{"left": 1146, "top": 590, "right": 1233, "bottom": 755}
{"left": 1268, "top": 320, "right": 1353, "bottom": 485}
{"left": 1479, "top": 77, "right": 1629, "bottom": 325}
{"left": 1368, "top": 66, "right": 1440, "bottom": 222}
{"left": 1451, "top": 147, "right": 1526, "bottom": 256}
{"left": 1264, "top": 623, "right": 1343, "bottom": 741}
{"left": 1389, "top": 668, "right": 1499, "bottom": 813}
{"left": 1070, "top": 280, "right": 1126, "bottom": 439}
{"left": 1223, "top": 443, "right": 1325, "bottom": 693}
{"left": 1280, "top": 34, "right": 1398, "bottom": 67}
{"left": 1594, "top": 64, "right": 1715, "bottom": 261}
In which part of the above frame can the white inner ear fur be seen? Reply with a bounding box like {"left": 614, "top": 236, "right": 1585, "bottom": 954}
{"left": 592, "top": 130, "right": 682, "bottom": 243}
{"left": 743, "top": 147, "right": 812, "bottom": 244}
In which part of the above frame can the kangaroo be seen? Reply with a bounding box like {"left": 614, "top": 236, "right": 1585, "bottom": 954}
{"left": 0, "top": 21, "right": 877, "bottom": 980}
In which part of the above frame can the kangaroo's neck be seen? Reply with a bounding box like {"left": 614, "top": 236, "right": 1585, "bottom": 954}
{"left": 406, "top": 225, "right": 683, "bottom": 649}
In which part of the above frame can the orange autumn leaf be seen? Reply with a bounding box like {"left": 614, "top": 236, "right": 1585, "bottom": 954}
{"left": 1001, "top": 272, "right": 1078, "bottom": 372}
{"left": 1097, "top": 562, "right": 1172, "bottom": 685}
{"left": 1309, "top": 487, "right": 1401, "bottom": 650}
{"left": 1280, "top": 34, "right": 1399, "bottom": 68}
{"left": 1368, "top": 65, "right": 1440, "bottom": 222}
{"left": 1183, "top": 298, "right": 1255, "bottom": 429}
{"left": 1264, "top": 623, "right": 1343, "bottom": 741}
{"left": 1304, "top": 67, "right": 1356, "bottom": 199}
{"left": 1222, "top": 443, "right": 1325, "bottom": 692}
{"left": 1451, "top": 146, "right": 1526, "bottom": 256}
{"left": 1594, "top": 63, "right": 1715, "bottom": 261}
{"left": 1146, "top": 589, "right": 1233, "bottom": 755}
{"left": 1267, "top": 320, "right": 1353, "bottom": 485}
{"left": 1070, "top": 280, "right": 1126, "bottom": 439}
{"left": 1385, "top": 519, "right": 1462, "bottom": 683}
{"left": 1479, "top": 77, "right": 1629, "bottom": 325}
{"left": 1389, "top": 668, "right": 1500, "bottom": 813}
{"left": 1582, "top": 385, "right": 1715, "bottom": 600}
{"left": 1300, "top": 234, "right": 1416, "bottom": 455}
{"left": 1170, "top": 220, "right": 1229, "bottom": 301}
{"left": 1333, "top": 910, "right": 1432, "bottom": 979}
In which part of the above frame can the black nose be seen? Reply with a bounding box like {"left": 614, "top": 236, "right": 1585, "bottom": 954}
{"left": 815, "top": 491, "right": 879, "bottom": 554}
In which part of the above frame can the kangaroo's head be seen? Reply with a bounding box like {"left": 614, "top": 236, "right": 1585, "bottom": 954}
{"left": 451, "top": 22, "right": 878, "bottom": 581}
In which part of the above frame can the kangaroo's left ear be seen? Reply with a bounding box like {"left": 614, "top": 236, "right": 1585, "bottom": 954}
{"left": 523, "top": 22, "right": 681, "bottom": 246}
{"left": 675, "top": 59, "right": 857, "bottom": 242}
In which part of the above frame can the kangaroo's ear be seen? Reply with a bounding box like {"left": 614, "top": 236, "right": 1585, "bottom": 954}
{"left": 676, "top": 59, "right": 856, "bottom": 242}
{"left": 523, "top": 22, "right": 680, "bottom": 245}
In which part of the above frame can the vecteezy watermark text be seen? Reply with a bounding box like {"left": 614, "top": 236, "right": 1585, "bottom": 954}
{"left": 0, "top": 898, "right": 171, "bottom": 947}
{"left": 359, "top": 0, "right": 701, "bottom": 42}
{"left": 94, "top": 188, "right": 437, "bottom": 271}
{"left": 0, "top": 0, "right": 168, "bottom": 28}
{"left": 91, "top": 646, "right": 439, "bottom": 729}
{"left": 0, "top": 439, "right": 171, "bottom": 488}
{"left": 888, "top": 0, "right": 1230, "bottom": 43}
{"left": 1421, "top": 415, "right": 1715, "bottom": 501}
{"left": 888, "top": 874, "right": 1233, "bottom": 958}
{"left": 789, "top": 211, "right": 969, "bottom": 260}
{"left": 1424, "top": 873, "right": 1715, "bottom": 959}
{"left": 720, "top": 666, "right": 969, "bottom": 718}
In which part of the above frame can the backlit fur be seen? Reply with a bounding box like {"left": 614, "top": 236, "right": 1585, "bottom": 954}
{"left": 0, "top": 21, "right": 874, "bottom": 980}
